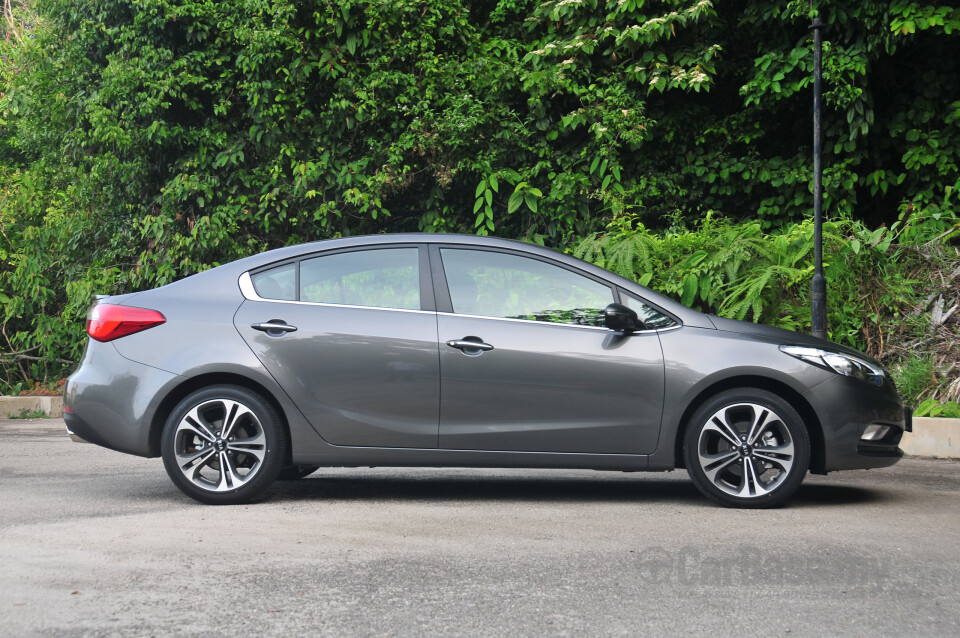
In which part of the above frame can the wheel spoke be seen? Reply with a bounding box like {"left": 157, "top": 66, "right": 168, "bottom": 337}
{"left": 704, "top": 414, "right": 742, "bottom": 447}
{"left": 215, "top": 451, "right": 244, "bottom": 491}
{"left": 753, "top": 442, "right": 794, "bottom": 471}
{"left": 745, "top": 406, "right": 777, "bottom": 445}
{"left": 181, "top": 408, "right": 216, "bottom": 443}
{"left": 220, "top": 400, "right": 254, "bottom": 440}
{"left": 226, "top": 431, "right": 266, "bottom": 464}
{"left": 737, "top": 457, "right": 770, "bottom": 497}
{"left": 699, "top": 449, "right": 740, "bottom": 485}
{"left": 177, "top": 447, "right": 216, "bottom": 473}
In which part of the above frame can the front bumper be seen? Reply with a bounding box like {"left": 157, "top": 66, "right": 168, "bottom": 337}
{"left": 804, "top": 374, "right": 909, "bottom": 472}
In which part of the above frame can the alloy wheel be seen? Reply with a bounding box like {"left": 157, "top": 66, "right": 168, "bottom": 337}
{"left": 695, "top": 402, "right": 796, "bottom": 499}
{"left": 172, "top": 398, "right": 268, "bottom": 493}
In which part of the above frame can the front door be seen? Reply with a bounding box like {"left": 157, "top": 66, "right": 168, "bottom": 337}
{"left": 434, "top": 247, "right": 664, "bottom": 455}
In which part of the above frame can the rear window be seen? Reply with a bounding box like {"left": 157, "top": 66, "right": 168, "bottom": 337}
{"left": 250, "top": 263, "right": 296, "bottom": 301}
{"left": 299, "top": 248, "right": 420, "bottom": 310}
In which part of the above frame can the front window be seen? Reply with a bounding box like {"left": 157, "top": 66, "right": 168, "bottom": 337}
{"left": 440, "top": 248, "right": 613, "bottom": 327}
{"left": 622, "top": 293, "right": 677, "bottom": 329}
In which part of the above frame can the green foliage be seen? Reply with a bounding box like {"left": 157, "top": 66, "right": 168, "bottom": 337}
{"left": 914, "top": 400, "right": 960, "bottom": 418}
{"left": 9, "top": 407, "right": 48, "bottom": 420}
{"left": 894, "top": 355, "right": 936, "bottom": 405}
{"left": 1, "top": 0, "right": 960, "bottom": 406}
{"left": 576, "top": 212, "right": 813, "bottom": 325}
{"left": 575, "top": 210, "right": 944, "bottom": 342}
{"left": 733, "top": 2, "right": 960, "bottom": 229}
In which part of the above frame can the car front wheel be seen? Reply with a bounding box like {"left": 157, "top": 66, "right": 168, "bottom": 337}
{"left": 683, "top": 388, "right": 810, "bottom": 508}
{"left": 161, "top": 385, "right": 287, "bottom": 505}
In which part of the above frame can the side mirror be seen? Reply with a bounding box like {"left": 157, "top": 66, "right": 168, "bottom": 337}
{"left": 604, "top": 303, "right": 644, "bottom": 333}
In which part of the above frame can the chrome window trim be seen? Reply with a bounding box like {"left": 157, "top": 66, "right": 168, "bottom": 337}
{"left": 240, "top": 272, "right": 684, "bottom": 332}
{"left": 438, "top": 311, "right": 609, "bottom": 331}
{"left": 654, "top": 324, "right": 682, "bottom": 334}
{"left": 238, "top": 272, "right": 435, "bottom": 316}
{"left": 238, "top": 271, "right": 261, "bottom": 299}
{"left": 437, "top": 311, "right": 670, "bottom": 334}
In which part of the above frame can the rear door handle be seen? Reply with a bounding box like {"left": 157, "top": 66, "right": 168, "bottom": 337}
{"left": 446, "top": 339, "right": 494, "bottom": 352}
{"left": 251, "top": 321, "right": 298, "bottom": 334}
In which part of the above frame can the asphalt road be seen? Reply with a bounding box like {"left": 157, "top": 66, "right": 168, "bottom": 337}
{"left": 1, "top": 418, "right": 958, "bottom": 637}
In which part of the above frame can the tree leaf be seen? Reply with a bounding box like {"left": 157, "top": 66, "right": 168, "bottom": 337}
{"left": 507, "top": 191, "right": 523, "bottom": 214}
{"left": 681, "top": 274, "right": 698, "bottom": 306}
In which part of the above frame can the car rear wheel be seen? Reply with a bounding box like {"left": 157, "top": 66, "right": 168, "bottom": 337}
{"left": 683, "top": 388, "right": 810, "bottom": 508}
{"left": 161, "top": 385, "right": 287, "bottom": 505}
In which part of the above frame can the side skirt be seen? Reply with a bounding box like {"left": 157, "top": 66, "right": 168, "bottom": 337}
{"left": 294, "top": 445, "right": 650, "bottom": 472}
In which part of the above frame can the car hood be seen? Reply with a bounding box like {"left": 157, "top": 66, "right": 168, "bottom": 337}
{"left": 706, "top": 315, "right": 875, "bottom": 361}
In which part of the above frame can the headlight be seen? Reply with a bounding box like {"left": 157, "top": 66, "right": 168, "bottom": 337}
{"left": 779, "top": 345, "right": 886, "bottom": 386}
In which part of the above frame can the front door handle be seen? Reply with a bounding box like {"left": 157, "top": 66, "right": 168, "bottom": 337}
{"left": 251, "top": 321, "right": 298, "bottom": 334}
{"left": 446, "top": 338, "right": 494, "bottom": 352}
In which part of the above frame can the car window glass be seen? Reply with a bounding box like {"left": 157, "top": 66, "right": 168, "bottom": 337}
{"left": 440, "top": 248, "right": 613, "bottom": 327}
{"left": 251, "top": 263, "right": 296, "bottom": 301}
{"left": 299, "top": 248, "right": 420, "bottom": 310}
{"left": 622, "top": 293, "right": 677, "bottom": 329}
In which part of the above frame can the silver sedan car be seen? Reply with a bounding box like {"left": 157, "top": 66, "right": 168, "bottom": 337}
{"left": 64, "top": 234, "right": 910, "bottom": 507}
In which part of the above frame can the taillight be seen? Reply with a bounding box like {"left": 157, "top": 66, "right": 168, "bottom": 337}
{"left": 86, "top": 304, "right": 166, "bottom": 342}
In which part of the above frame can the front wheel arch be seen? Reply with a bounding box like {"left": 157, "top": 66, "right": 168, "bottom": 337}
{"left": 672, "top": 376, "right": 825, "bottom": 474}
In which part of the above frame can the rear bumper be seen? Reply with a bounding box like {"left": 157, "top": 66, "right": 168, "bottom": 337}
{"left": 63, "top": 339, "right": 181, "bottom": 457}
{"left": 64, "top": 417, "right": 90, "bottom": 443}
{"left": 804, "top": 375, "right": 909, "bottom": 472}
{"left": 64, "top": 408, "right": 118, "bottom": 448}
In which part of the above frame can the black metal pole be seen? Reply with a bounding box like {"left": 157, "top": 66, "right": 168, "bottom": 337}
{"left": 810, "top": 17, "right": 827, "bottom": 340}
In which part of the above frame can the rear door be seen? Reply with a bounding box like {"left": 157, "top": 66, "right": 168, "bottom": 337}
{"left": 433, "top": 246, "right": 665, "bottom": 455}
{"left": 234, "top": 245, "right": 440, "bottom": 448}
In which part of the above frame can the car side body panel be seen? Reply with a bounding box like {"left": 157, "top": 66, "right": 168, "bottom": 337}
{"left": 234, "top": 299, "right": 441, "bottom": 449}
{"left": 648, "top": 324, "right": 904, "bottom": 472}
{"left": 435, "top": 313, "right": 665, "bottom": 454}
{"left": 85, "top": 271, "right": 330, "bottom": 460}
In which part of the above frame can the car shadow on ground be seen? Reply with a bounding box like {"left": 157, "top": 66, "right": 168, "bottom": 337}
{"left": 263, "top": 472, "right": 897, "bottom": 508}
{"left": 790, "top": 483, "right": 896, "bottom": 507}
{"left": 272, "top": 474, "right": 704, "bottom": 505}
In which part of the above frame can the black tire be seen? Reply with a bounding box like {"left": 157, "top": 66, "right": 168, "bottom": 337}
{"left": 277, "top": 464, "right": 320, "bottom": 481}
{"left": 683, "top": 388, "right": 810, "bottom": 509}
{"left": 161, "top": 385, "right": 287, "bottom": 505}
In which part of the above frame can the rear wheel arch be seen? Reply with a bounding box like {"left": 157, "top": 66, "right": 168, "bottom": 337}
{"left": 148, "top": 372, "right": 291, "bottom": 462}
{"left": 672, "top": 375, "right": 825, "bottom": 474}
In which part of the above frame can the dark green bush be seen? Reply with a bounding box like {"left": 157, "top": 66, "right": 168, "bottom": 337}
{"left": 1, "top": 1, "right": 960, "bottom": 404}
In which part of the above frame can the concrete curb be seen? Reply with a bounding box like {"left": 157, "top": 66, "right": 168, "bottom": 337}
{"left": 0, "top": 396, "right": 955, "bottom": 457}
{"left": 902, "top": 417, "right": 958, "bottom": 459}
{"left": 0, "top": 395, "right": 64, "bottom": 419}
